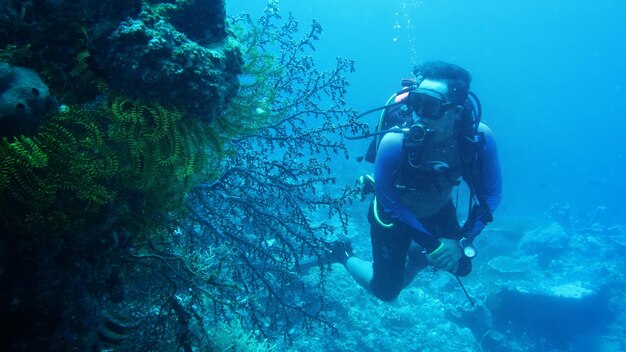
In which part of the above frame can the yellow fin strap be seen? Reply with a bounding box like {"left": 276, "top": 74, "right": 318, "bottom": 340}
{"left": 373, "top": 197, "right": 394, "bottom": 228}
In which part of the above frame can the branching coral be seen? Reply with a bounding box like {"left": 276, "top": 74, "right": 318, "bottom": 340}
{"left": 183, "top": 2, "right": 368, "bottom": 339}
{"left": 59, "top": 3, "right": 367, "bottom": 348}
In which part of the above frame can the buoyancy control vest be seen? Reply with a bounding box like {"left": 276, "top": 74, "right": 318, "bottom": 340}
{"left": 347, "top": 78, "right": 493, "bottom": 233}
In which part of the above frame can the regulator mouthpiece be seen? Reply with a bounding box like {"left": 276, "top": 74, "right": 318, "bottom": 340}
{"left": 402, "top": 122, "right": 432, "bottom": 149}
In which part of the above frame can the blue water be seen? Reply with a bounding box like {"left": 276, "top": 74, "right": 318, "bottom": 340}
{"left": 228, "top": 0, "right": 626, "bottom": 224}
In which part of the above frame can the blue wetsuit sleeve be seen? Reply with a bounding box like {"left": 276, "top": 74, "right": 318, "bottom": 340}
{"left": 469, "top": 123, "right": 503, "bottom": 236}
{"left": 374, "top": 132, "right": 441, "bottom": 252}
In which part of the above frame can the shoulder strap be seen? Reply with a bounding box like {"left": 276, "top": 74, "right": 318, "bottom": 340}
{"left": 459, "top": 132, "right": 493, "bottom": 232}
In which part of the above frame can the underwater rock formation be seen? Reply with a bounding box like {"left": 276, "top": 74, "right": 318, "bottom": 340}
{"left": 0, "top": 0, "right": 241, "bottom": 121}
{"left": 0, "top": 0, "right": 244, "bottom": 350}
{"left": 449, "top": 220, "right": 626, "bottom": 352}
{"left": 0, "top": 62, "right": 57, "bottom": 137}
{"left": 518, "top": 222, "right": 570, "bottom": 266}
{"left": 91, "top": 0, "right": 241, "bottom": 120}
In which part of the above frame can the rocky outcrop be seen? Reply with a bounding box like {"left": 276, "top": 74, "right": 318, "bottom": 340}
{"left": 91, "top": 0, "right": 242, "bottom": 120}
{"left": 0, "top": 1, "right": 242, "bottom": 350}
{"left": 450, "top": 221, "right": 626, "bottom": 351}
{"left": 0, "top": 0, "right": 242, "bottom": 137}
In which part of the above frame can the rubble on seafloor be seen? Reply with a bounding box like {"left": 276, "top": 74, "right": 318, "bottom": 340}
{"left": 450, "top": 216, "right": 626, "bottom": 352}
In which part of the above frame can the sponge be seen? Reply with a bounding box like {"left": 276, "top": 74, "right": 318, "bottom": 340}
{"left": 0, "top": 62, "right": 57, "bottom": 137}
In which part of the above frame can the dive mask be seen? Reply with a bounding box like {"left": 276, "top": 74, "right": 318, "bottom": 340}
{"left": 406, "top": 89, "right": 456, "bottom": 120}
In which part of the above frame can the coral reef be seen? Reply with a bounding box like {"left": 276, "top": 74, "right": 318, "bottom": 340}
{"left": 1, "top": 0, "right": 248, "bottom": 350}
{"left": 184, "top": 5, "right": 361, "bottom": 339}
{"left": 450, "top": 213, "right": 626, "bottom": 352}
{"left": 1, "top": 0, "right": 243, "bottom": 239}
{"left": 207, "top": 321, "right": 277, "bottom": 351}
{"left": 0, "top": 0, "right": 240, "bottom": 118}
{"left": 0, "top": 0, "right": 364, "bottom": 350}
{"left": 2, "top": 1, "right": 622, "bottom": 350}
{"left": 0, "top": 96, "right": 217, "bottom": 238}
{"left": 92, "top": 1, "right": 241, "bottom": 120}
{"left": 287, "top": 212, "right": 625, "bottom": 352}
{"left": 518, "top": 222, "right": 570, "bottom": 266}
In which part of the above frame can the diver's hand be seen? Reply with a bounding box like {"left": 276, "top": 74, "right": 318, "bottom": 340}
{"left": 428, "top": 238, "right": 462, "bottom": 273}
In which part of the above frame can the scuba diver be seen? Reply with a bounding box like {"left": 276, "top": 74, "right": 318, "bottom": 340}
{"left": 330, "top": 61, "right": 502, "bottom": 302}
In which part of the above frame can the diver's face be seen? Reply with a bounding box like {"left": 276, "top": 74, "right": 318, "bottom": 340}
{"left": 415, "top": 79, "right": 461, "bottom": 143}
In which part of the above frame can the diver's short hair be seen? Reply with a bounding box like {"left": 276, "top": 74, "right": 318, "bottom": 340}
{"left": 413, "top": 61, "right": 471, "bottom": 104}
